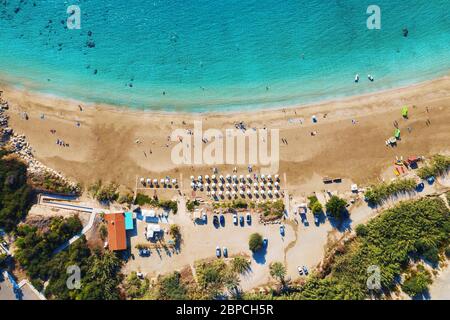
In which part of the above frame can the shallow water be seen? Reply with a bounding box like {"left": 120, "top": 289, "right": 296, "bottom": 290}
{"left": 0, "top": 0, "right": 449, "bottom": 112}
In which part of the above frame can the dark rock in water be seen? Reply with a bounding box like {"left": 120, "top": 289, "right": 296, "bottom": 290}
{"left": 14, "top": 7, "right": 20, "bottom": 13}
{"left": 88, "top": 31, "right": 93, "bottom": 37}
{"left": 129, "top": 83, "right": 133, "bottom": 88}
{"left": 93, "top": 69, "right": 98, "bottom": 75}
{"left": 86, "top": 40, "right": 95, "bottom": 48}
{"left": 402, "top": 28, "right": 408, "bottom": 37}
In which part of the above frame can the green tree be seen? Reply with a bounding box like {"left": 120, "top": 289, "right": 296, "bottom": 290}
{"left": 311, "top": 202, "right": 323, "bottom": 215}
{"left": 248, "top": 233, "right": 263, "bottom": 252}
{"left": 269, "top": 262, "right": 286, "bottom": 284}
{"left": 169, "top": 224, "right": 181, "bottom": 242}
{"left": 402, "top": 265, "right": 432, "bottom": 297}
{"left": 326, "top": 196, "right": 347, "bottom": 220}
{"left": 231, "top": 256, "right": 251, "bottom": 274}
{"left": 156, "top": 271, "right": 188, "bottom": 300}
{"left": 124, "top": 272, "right": 149, "bottom": 299}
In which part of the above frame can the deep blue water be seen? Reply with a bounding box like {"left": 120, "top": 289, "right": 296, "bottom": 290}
{"left": 0, "top": 0, "right": 449, "bottom": 112}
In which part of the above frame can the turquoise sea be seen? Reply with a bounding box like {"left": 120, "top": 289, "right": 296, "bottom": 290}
{"left": 0, "top": 0, "right": 449, "bottom": 112}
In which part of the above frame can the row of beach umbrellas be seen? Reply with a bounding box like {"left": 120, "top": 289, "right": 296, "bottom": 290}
{"left": 140, "top": 177, "right": 177, "bottom": 186}
{"left": 190, "top": 181, "right": 280, "bottom": 190}
{"left": 190, "top": 173, "right": 279, "bottom": 183}
{"left": 210, "top": 189, "right": 280, "bottom": 198}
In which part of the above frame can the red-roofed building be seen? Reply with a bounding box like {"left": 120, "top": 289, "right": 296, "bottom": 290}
{"left": 105, "top": 213, "right": 127, "bottom": 251}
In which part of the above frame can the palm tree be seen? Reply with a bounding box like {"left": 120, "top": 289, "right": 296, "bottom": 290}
{"left": 223, "top": 271, "right": 241, "bottom": 299}
{"left": 231, "top": 256, "right": 251, "bottom": 274}
{"left": 269, "top": 262, "right": 286, "bottom": 285}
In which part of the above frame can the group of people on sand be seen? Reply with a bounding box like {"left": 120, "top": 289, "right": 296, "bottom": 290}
{"left": 56, "top": 138, "right": 69, "bottom": 147}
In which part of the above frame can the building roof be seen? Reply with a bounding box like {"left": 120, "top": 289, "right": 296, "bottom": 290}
{"left": 124, "top": 212, "right": 134, "bottom": 230}
{"left": 105, "top": 213, "right": 127, "bottom": 251}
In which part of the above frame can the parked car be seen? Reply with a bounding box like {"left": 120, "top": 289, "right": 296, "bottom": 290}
{"left": 223, "top": 247, "right": 228, "bottom": 257}
{"left": 297, "top": 266, "right": 304, "bottom": 275}
{"left": 239, "top": 215, "right": 244, "bottom": 226}
{"left": 246, "top": 213, "right": 251, "bottom": 225}
{"left": 220, "top": 214, "right": 225, "bottom": 226}
{"left": 216, "top": 246, "right": 221, "bottom": 258}
{"left": 302, "top": 266, "right": 309, "bottom": 275}
{"left": 263, "top": 238, "right": 268, "bottom": 248}
{"left": 233, "top": 214, "right": 238, "bottom": 225}
{"left": 213, "top": 215, "right": 219, "bottom": 226}
{"left": 138, "top": 248, "right": 150, "bottom": 257}
{"left": 279, "top": 225, "right": 285, "bottom": 236}
{"left": 202, "top": 212, "right": 207, "bottom": 223}
{"left": 314, "top": 215, "right": 319, "bottom": 225}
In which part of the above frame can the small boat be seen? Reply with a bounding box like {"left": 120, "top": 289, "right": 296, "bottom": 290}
{"left": 354, "top": 74, "right": 359, "bottom": 83}
{"left": 368, "top": 74, "right": 374, "bottom": 82}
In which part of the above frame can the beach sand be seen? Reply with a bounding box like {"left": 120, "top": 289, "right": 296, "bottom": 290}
{"left": 1, "top": 76, "right": 450, "bottom": 195}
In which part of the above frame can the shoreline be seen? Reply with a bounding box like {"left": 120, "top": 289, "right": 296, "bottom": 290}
{"left": 1, "top": 74, "right": 449, "bottom": 192}
{"left": 0, "top": 74, "right": 448, "bottom": 117}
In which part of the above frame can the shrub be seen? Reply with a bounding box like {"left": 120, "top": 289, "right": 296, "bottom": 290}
{"left": 89, "top": 180, "right": 119, "bottom": 202}
{"left": 445, "top": 246, "right": 450, "bottom": 259}
{"left": 124, "top": 272, "right": 149, "bottom": 299}
{"left": 231, "top": 256, "right": 251, "bottom": 274}
{"left": 402, "top": 265, "right": 432, "bottom": 297}
{"left": 364, "top": 178, "right": 416, "bottom": 206}
{"left": 417, "top": 154, "right": 450, "bottom": 179}
{"left": 248, "top": 233, "right": 264, "bottom": 252}
{"left": 355, "top": 224, "right": 368, "bottom": 237}
{"left": 186, "top": 200, "right": 199, "bottom": 212}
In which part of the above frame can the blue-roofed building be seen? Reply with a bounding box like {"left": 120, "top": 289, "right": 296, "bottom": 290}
{"left": 124, "top": 212, "right": 134, "bottom": 231}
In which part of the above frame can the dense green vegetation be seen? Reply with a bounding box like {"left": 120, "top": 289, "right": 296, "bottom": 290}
{"left": 15, "top": 216, "right": 82, "bottom": 282}
{"left": 30, "top": 172, "right": 81, "bottom": 195}
{"left": 134, "top": 193, "right": 178, "bottom": 213}
{"left": 75, "top": 249, "right": 123, "bottom": 300}
{"left": 325, "top": 196, "right": 347, "bottom": 220}
{"left": 364, "top": 178, "right": 416, "bottom": 206}
{"left": 257, "top": 200, "right": 284, "bottom": 218}
{"left": 186, "top": 199, "right": 200, "bottom": 212}
{"left": 147, "top": 255, "right": 251, "bottom": 300}
{"left": 0, "top": 253, "right": 8, "bottom": 268}
{"left": 46, "top": 241, "right": 122, "bottom": 300}
{"left": 269, "top": 262, "right": 287, "bottom": 285}
{"left": 246, "top": 197, "right": 450, "bottom": 300}
{"left": 89, "top": 180, "right": 119, "bottom": 202}
{"left": 0, "top": 151, "right": 33, "bottom": 232}
{"left": 194, "top": 259, "right": 240, "bottom": 299}
{"left": 308, "top": 195, "right": 323, "bottom": 215}
{"left": 417, "top": 154, "right": 450, "bottom": 179}
{"left": 212, "top": 199, "right": 249, "bottom": 210}
{"left": 14, "top": 216, "right": 123, "bottom": 300}
{"left": 123, "top": 271, "right": 149, "bottom": 299}
{"left": 231, "top": 256, "right": 251, "bottom": 275}
{"left": 401, "top": 264, "right": 432, "bottom": 297}
{"left": 248, "top": 233, "right": 264, "bottom": 252}
{"left": 147, "top": 271, "right": 188, "bottom": 300}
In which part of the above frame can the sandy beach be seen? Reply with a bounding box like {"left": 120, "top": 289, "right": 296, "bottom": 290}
{"left": 1, "top": 76, "right": 449, "bottom": 196}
